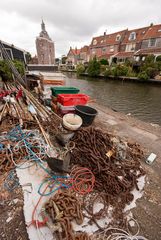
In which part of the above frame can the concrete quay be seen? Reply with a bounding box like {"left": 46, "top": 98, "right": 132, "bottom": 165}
{"left": 92, "top": 102, "right": 161, "bottom": 240}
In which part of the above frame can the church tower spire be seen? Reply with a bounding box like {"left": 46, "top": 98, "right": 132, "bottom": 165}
{"left": 36, "top": 19, "right": 55, "bottom": 65}
{"left": 41, "top": 19, "right": 46, "bottom": 32}
{"left": 39, "top": 19, "right": 50, "bottom": 39}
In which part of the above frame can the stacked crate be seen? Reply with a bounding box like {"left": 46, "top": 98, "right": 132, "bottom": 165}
{"left": 50, "top": 87, "right": 89, "bottom": 115}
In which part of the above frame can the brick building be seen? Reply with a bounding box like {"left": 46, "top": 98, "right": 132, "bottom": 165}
{"left": 134, "top": 24, "right": 161, "bottom": 60}
{"left": 36, "top": 20, "right": 55, "bottom": 65}
{"left": 66, "top": 47, "right": 81, "bottom": 67}
{"left": 90, "top": 30, "right": 127, "bottom": 63}
{"left": 65, "top": 24, "right": 161, "bottom": 66}
{"left": 79, "top": 46, "right": 90, "bottom": 64}
{"left": 90, "top": 24, "right": 161, "bottom": 63}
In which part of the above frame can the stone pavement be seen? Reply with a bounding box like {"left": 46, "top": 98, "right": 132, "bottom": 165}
{"left": 92, "top": 103, "right": 161, "bottom": 240}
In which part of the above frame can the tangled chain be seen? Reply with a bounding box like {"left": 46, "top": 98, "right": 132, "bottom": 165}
{"left": 70, "top": 127, "right": 145, "bottom": 226}
{"left": 45, "top": 190, "right": 90, "bottom": 240}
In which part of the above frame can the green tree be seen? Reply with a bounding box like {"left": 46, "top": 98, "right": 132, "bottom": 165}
{"left": 141, "top": 55, "right": 159, "bottom": 78}
{"left": 76, "top": 63, "right": 85, "bottom": 76}
{"left": 13, "top": 60, "right": 25, "bottom": 76}
{"left": 144, "top": 54, "right": 155, "bottom": 64}
{"left": 61, "top": 56, "right": 67, "bottom": 64}
{"left": 104, "top": 66, "right": 112, "bottom": 77}
{"left": 25, "top": 52, "right": 32, "bottom": 64}
{"left": 0, "top": 60, "right": 25, "bottom": 80}
{"left": 0, "top": 60, "right": 12, "bottom": 80}
{"left": 87, "top": 56, "right": 101, "bottom": 77}
{"left": 138, "top": 71, "right": 149, "bottom": 80}
{"left": 156, "top": 55, "right": 161, "bottom": 62}
{"left": 100, "top": 58, "right": 109, "bottom": 65}
{"left": 110, "top": 64, "right": 130, "bottom": 77}
{"left": 156, "top": 55, "right": 161, "bottom": 71}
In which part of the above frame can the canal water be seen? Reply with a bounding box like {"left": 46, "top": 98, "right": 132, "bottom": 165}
{"left": 65, "top": 72, "right": 161, "bottom": 125}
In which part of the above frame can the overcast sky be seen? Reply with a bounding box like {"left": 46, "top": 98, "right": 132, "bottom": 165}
{"left": 0, "top": 0, "right": 161, "bottom": 58}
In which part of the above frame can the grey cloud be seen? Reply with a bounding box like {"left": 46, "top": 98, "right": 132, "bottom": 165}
{"left": 0, "top": 0, "right": 161, "bottom": 56}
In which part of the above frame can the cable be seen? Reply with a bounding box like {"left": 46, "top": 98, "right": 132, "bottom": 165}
{"left": 93, "top": 223, "right": 149, "bottom": 240}
{"left": 28, "top": 184, "right": 49, "bottom": 228}
{"left": 70, "top": 166, "right": 95, "bottom": 195}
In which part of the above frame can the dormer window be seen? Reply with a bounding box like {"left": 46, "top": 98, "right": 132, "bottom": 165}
{"left": 116, "top": 34, "right": 121, "bottom": 41}
{"left": 93, "top": 39, "right": 97, "bottom": 45}
{"left": 129, "top": 32, "right": 136, "bottom": 40}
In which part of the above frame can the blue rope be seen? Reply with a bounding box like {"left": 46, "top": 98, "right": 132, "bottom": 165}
{"left": 4, "top": 170, "right": 19, "bottom": 192}
{"left": 0, "top": 143, "right": 4, "bottom": 151}
{"left": 38, "top": 177, "right": 71, "bottom": 196}
{"left": 4, "top": 125, "right": 70, "bottom": 196}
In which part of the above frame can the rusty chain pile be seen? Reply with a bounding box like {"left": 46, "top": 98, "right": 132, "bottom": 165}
{"left": 70, "top": 127, "right": 145, "bottom": 226}
{"left": 45, "top": 190, "right": 91, "bottom": 240}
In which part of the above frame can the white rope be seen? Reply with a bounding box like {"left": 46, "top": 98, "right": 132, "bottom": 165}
{"left": 92, "top": 219, "right": 149, "bottom": 240}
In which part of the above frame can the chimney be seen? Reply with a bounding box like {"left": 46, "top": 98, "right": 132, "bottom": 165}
{"left": 104, "top": 32, "right": 106, "bottom": 36}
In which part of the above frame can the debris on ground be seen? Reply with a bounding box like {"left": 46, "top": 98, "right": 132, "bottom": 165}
{"left": 0, "top": 42, "right": 149, "bottom": 240}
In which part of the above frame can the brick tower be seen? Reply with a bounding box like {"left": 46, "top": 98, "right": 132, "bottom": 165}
{"left": 36, "top": 20, "right": 55, "bottom": 64}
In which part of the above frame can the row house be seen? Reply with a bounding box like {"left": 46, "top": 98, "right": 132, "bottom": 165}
{"left": 90, "top": 30, "right": 127, "bottom": 64}
{"left": 90, "top": 24, "right": 161, "bottom": 64}
{"left": 79, "top": 46, "right": 90, "bottom": 64}
{"left": 66, "top": 45, "right": 90, "bottom": 66}
{"left": 134, "top": 24, "right": 161, "bottom": 60}
{"left": 66, "top": 47, "right": 81, "bottom": 67}
{"left": 115, "top": 26, "right": 149, "bottom": 62}
{"left": 66, "top": 24, "right": 161, "bottom": 66}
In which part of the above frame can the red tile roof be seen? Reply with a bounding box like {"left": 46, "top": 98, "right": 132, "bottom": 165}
{"left": 134, "top": 47, "right": 161, "bottom": 55}
{"left": 98, "top": 53, "right": 114, "bottom": 59}
{"left": 114, "top": 52, "right": 134, "bottom": 58}
{"left": 122, "top": 27, "right": 149, "bottom": 44}
{"left": 90, "top": 24, "right": 161, "bottom": 48}
{"left": 71, "top": 48, "right": 81, "bottom": 55}
{"left": 106, "top": 30, "right": 127, "bottom": 45}
{"left": 80, "top": 45, "right": 89, "bottom": 53}
{"left": 142, "top": 24, "right": 161, "bottom": 39}
{"left": 91, "top": 30, "right": 127, "bottom": 47}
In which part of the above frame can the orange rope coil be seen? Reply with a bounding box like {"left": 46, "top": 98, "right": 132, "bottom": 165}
{"left": 70, "top": 166, "right": 95, "bottom": 195}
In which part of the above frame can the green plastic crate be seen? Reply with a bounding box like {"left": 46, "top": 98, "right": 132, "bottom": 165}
{"left": 51, "top": 87, "right": 80, "bottom": 96}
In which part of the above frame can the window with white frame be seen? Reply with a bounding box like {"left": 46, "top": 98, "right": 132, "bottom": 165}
{"left": 110, "top": 45, "right": 114, "bottom": 52}
{"left": 116, "top": 34, "right": 121, "bottom": 41}
{"left": 129, "top": 32, "right": 136, "bottom": 41}
{"left": 125, "top": 43, "right": 135, "bottom": 52}
{"left": 148, "top": 38, "right": 156, "bottom": 47}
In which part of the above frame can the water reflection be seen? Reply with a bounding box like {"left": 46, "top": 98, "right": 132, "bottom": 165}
{"left": 65, "top": 72, "right": 161, "bottom": 125}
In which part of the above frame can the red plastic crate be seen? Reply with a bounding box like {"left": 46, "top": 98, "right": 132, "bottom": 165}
{"left": 57, "top": 94, "right": 89, "bottom": 106}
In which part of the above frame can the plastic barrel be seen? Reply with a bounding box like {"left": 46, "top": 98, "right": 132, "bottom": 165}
{"left": 75, "top": 105, "right": 98, "bottom": 126}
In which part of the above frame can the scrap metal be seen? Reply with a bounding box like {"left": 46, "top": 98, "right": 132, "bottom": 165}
{"left": 70, "top": 127, "right": 145, "bottom": 226}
